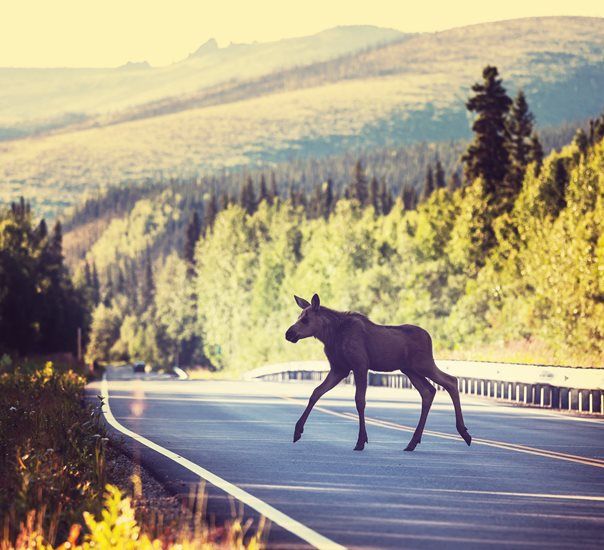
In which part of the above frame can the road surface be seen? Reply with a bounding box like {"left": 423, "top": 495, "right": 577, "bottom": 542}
{"left": 91, "top": 367, "right": 604, "bottom": 549}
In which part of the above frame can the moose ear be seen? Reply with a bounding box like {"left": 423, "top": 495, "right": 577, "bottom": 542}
{"left": 294, "top": 295, "right": 310, "bottom": 309}
{"left": 311, "top": 293, "right": 320, "bottom": 311}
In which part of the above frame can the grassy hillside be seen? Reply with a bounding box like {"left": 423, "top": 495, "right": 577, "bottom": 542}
{"left": 1, "top": 17, "right": 603, "bottom": 219}
{"left": 0, "top": 26, "right": 404, "bottom": 132}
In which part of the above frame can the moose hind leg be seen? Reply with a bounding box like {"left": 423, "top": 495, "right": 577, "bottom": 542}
{"left": 404, "top": 372, "right": 436, "bottom": 451}
{"left": 353, "top": 370, "right": 368, "bottom": 451}
{"left": 429, "top": 367, "right": 472, "bottom": 446}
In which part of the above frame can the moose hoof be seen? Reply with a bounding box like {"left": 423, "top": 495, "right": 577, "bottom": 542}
{"left": 461, "top": 429, "right": 472, "bottom": 446}
{"left": 293, "top": 426, "right": 304, "bottom": 443}
{"left": 353, "top": 442, "right": 365, "bottom": 451}
{"left": 404, "top": 439, "right": 419, "bottom": 452}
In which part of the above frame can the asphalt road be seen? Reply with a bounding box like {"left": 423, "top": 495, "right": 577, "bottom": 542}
{"left": 92, "top": 367, "right": 604, "bottom": 549}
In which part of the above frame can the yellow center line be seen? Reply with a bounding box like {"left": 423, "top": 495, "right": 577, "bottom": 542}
{"left": 278, "top": 395, "right": 604, "bottom": 469}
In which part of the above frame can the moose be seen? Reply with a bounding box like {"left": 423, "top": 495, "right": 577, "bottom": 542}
{"left": 285, "top": 294, "right": 472, "bottom": 451}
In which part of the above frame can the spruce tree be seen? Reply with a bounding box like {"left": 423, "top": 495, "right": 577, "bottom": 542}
{"left": 204, "top": 192, "right": 218, "bottom": 234}
{"left": 369, "top": 176, "right": 380, "bottom": 212}
{"left": 350, "top": 160, "right": 369, "bottom": 206}
{"left": 462, "top": 66, "right": 512, "bottom": 195}
{"left": 184, "top": 211, "right": 201, "bottom": 265}
{"left": 259, "top": 174, "right": 269, "bottom": 203}
{"left": 289, "top": 184, "right": 297, "bottom": 207}
{"left": 506, "top": 90, "right": 535, "bottom": 197}
{"left": 140, "top": 248, "right": 154, "bottom": 311}
{"left": 323, "top": 179, "right": 334, "bottom": 219}
{"left": 309, "top": 184, "right": 323, "bottom": 219}
{"left": 447, "top": 171, "right": 462, "bottom": 192}
{"left": 573, "top": 128, "right": 589, "bottom": 157}
{"left": 269, "top": 172, "right": 278, "bottom": 205}
{"left": 91, "top": 262, "right": 101, "bottom": 305}
{"left": 434, "top": 159, "right": 446, "bottom": 189}
{"left": 50, "top": 220, "right": 63, "bottom": 264}
{"left": 239, "top": 177, "right": 257, "bottom": 215}
{"left": 402, "top": 185, "right": 417, "bottom": 211}
{"left": 35, "top": 219, "right": 48, "bottom": 243}
{"left": 379, "top": 181, "right": 393, "bottom": 215}
{"left": 219, "top": 192, "right": 230, "bottom": 211}
{"left": 422, "top": 165, "right": 435, "bottom": 201}
{"left": 528, "top": 133, "right": 544, "bottom": 175}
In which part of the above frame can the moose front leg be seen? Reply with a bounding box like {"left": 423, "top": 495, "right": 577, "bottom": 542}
{"left": 294, "top": 370, "right": 346, "bottom": 442}
{"left": 353, "top": 370, "right": 368, "bottom": 451}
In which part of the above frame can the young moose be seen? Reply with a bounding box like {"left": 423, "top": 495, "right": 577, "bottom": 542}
{"left": 285, "top": 294, "right": 472, "bottom": 451}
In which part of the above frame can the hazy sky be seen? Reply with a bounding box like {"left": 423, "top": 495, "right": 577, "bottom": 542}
{"left": 2, "top": 0, "right": 603, "bottom": 67}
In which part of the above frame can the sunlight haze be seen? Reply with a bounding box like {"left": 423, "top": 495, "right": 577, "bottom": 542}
{"left": 2, "top": 0, "right": 603, "bottom": 67}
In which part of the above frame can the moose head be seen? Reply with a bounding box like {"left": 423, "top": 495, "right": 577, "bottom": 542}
{"left": 285, "top": 294, "right": 322, "bottom": 343}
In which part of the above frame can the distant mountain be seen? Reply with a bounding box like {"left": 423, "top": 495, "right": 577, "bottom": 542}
{"left": 0, "top": 25, "right": 405, "bottom": 134}
{"left": 1, "top": 17, "right": 603, "bottom": 218}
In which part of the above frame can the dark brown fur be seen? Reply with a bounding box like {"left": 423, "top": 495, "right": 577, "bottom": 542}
{"left": 285, "top": 294, "right": 472, "bottom": 451}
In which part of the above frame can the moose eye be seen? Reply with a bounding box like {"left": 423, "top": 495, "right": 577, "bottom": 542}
{"left": 301, "top": 317, "right": 309, "bottom": 324}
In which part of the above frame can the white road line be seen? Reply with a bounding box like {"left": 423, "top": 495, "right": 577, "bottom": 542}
{"left": 101, "top": 375, "right": 345, "bottom": 550}
{"left": 425, "top": 488, "right": 604, "bottom": 502}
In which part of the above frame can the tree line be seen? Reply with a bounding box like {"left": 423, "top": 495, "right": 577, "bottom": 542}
{"left": 0, "top": 198, "right": 88, "bottom": 356}
{"left": 80, "top": 66, "right": 604, "bottom": 369}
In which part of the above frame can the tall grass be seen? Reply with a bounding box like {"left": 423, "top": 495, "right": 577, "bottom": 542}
{"left": 9, "top": 484, "right": 265, "bottom": 549}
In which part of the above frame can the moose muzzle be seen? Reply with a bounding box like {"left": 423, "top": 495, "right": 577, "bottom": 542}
{"left": 285, "top": 328, "right": 299, "bottom": 343}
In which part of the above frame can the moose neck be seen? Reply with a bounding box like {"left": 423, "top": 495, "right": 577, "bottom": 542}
{"left": 315, "top": 308, "right": 347, "bottom": 347}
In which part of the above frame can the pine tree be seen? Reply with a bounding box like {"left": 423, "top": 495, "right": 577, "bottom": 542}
{"left": 434, "top": 159, "right": 446, "bottom": 189}
{"left": 379, "top": 181, "right": 393, "bottom": 215}
{"left": 422, "top": 165, "right": 435, "bottom": 201}
{"left": 239, "top": 177, "right": 257, "bottom": 215}
{"left": 140, "top": 248, "right": 154, "bottom": 311}
{"left": 369, "top": 176, "right": 380, "bottom": 212}
{"left": 289, "top": 184, "right": 297, "bottom": 207}
{"left": 323, "top": 179, "right": 334, "bottom": 219}
{"left": 269, "top": 172, "right": 278, "bottom": 205}
{"left": 528, "top": 133, "right": 544, "bottom": 176}
{"left": 447, "top": 171, "right": 462, "bottom": 192}
{"left": 219, "top": 192, "right": 230, "bottom": 211}
{"left": 259, "top": 174, "right": 269, "bottom": 204}
{"left": 589, "top": 114, "right": 604, "bottom": 144}
{"left": 402, "top": 185, "right": 417, "bottom": 211}
{"left": 505, "top": 90, "right": 535, "bottom": 198}
{"left": 309, "top": 184, "right": 323, "bottom": 219}
{"left": 35, "top": 219, "right": 48, "bottom": 244}
{"left": 184, "top": 211, "right": 201, "bottom": 265}
{"left": 350, "top": 160, "right": 368, "bottom": 206}
{"left": 50, "top": 220, "right": 63, "bottom": 264}
{"left": 91, "top": 262, "right": 101, "bottom": 305}
{"left": 84, "top": 261, "right": 92, "bottom": 287}
{"left": 573, "top": 128, "right": 589, "bottom": 157}
{"left": 462, "top": 66, "right": 512, "bottom": 196}
{"left": 204, "top": 192, "right": 218, "bottom": 234}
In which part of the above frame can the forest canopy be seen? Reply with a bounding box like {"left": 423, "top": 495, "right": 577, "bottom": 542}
{"left": 79, "top": 71, "right": 604, "bottom": 370}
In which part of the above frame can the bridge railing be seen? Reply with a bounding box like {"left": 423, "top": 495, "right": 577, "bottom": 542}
{"left": 244, "top": 360, "right": 604, "bottom": 415}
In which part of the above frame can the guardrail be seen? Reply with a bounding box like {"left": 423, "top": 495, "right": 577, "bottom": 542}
{"left": 244, "top": 360, "right": 604, "bottom": 415}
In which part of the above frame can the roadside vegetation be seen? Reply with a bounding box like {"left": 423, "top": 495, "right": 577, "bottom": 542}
{"left": 77, "top": 67, "right": 604, "bottom": 371}
{"left": 0, "top": 359, "right": 264, "bottom": 549}
{"left": 0, "top": 360, "right": 107, "bottom": 546}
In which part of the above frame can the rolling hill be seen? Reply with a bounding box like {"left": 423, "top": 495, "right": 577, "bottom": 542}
{"left": 0, "top": 25, "right": 404, "bottom": 135}
{"left": 1, "top": 16, "right": 603, "bottom": 218}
